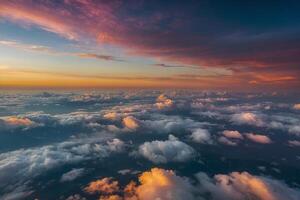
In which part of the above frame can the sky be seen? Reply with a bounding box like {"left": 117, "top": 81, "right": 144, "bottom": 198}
{"left": 0, "top": 0, "right": 300, "bottom": 90}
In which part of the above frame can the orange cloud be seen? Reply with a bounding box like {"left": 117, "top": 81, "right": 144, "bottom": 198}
{"left": 293, "top": 104, "right": 300, "bottom": 110}
{"left": 214, "top": 172, "right": 277, "bottom": 200}
{"left": 83, "top": 168, "right": 300, "bottom": 200}
{"left": 4, "top": 116, "right": 34, "bottom": 127}
{"left": 85, "top": 177, "right": 119, "bottom": 195}
{"left": 155, "top": 94, "right": 174, "bottom": 109}
{"left": 86, "top": 168, "right": 195, "bottom": 200}
{"left": 122, "top": 116, "right": 140, "bottom": 130}
{"left": 222, "top": 130, "right": 243, "bottom": 140}
{"left": 246, "top": 133, "right": 272, "bottom": 144}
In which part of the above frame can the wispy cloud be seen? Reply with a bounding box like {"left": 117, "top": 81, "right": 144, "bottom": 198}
{"left": 0, "top": 40, "right": 124, "bottom": 62}
{"left": 76, "top": 53, "right": 124, "bottom": 62}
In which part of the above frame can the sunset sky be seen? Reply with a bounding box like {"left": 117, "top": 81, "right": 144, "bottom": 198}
{"left": 1, "top": 0, "right": 300, "bottom": 90}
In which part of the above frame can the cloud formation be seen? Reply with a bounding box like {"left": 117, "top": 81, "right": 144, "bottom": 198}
{"left": 138, "top": 135, "right": 195, "bottom": 163}
{"left": 231, "top": 112, "right": 264, "bottom": 126}
{"left": 190, "top": 128, "right": 213, "bottom": 144}
{"left": 196, "top": 171, "right": 300, "bottom": 200}
{"left": 1, "top": 0, "right": 300, "bottom": 89}
{"left": 84, "top": 168, "right": 300, "bottom": 200}
{"left": 85, "top": 177, "right": 120, "bottom": 195}
{"left": 245, "top": 133, "right": 272, "bottom": 144}
{"left": 222, "top": 130, "right": 244, "bottom": 140}
{"left": 60, "top": 168, "right": 85, "bottom": 182}
{"left": 155, "top": 94, "right": 174, "bottom": 110}
{"left": 122, "top": 116, "right": 140, "bottom": 130}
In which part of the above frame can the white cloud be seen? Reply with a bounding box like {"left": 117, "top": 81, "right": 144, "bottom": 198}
{"left": 138, "top": 135, "right": 195, "bottom": 163}
{"left": 288, "top": 125, "right": 300, "bottom": 136}
{"left": 0, "top": 135, "right": 124, "bottom": 195}
{"left": 218, "top": 136, "right": 238, "bottom": 146}
{"left": 190, "top": 128, "right": 213, "bottom": 144}
{"left": 60, "top": 168, "right": 85, "bottom": 182}
{"left": 231, "top": 112, "right": 264, "bottom": 126}
{"left": 106, "top": 138, "right": 125, "bottom": 152}
{"left": 288, "top": 140, "right": 300, "bottom": 147}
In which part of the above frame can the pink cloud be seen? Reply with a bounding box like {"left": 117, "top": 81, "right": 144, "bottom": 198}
{"left": 1, "top": 0, "right": 300, "bottom": 89}
{"left": 246, "top": 133, "right": 272, "bottom": 144}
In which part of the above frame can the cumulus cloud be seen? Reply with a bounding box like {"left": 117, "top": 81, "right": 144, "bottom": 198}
{"left": 293, "top": 104, "right": 300, "bottom": 110}
{"left": 0, "top": 116, "right": 36, "bottom": 130}
{"left": 122, "top": 116, "right": 140, "bottom": 130}
{"left": 89, "top": 168, "right": 195, "bottom": 200}
{"left": 218, "top": 136, "right": 238, "bottom": 146}
{"left": 0, "top": 135, "right": 124, "bottom": 195}
{"left": 196, "top": 171, "right": 300, "bottom": 200}
{"left": 83, "top": 169, "right": 300, "bottom": 200}
{"left": 85, "top": 177, "right": 119, "bottom": 194}
{"left": 190, "top": 128, "right": 213, "bottom": 144}
{"left": 231, "top": 112, "right": 264, "bottom": 126}
{"left": 104, "top": 112, "right": 118, "bottom": 120}
{"left": 155, "top": 94, "right": 174, "bottom": 110}
{"left": 245, "top": 133, "right": 272, "bottom": 144}
{"left": 222, "top": 130, "right": 243, "bottom": 139}
{"left": 288, "top": 140, "right": 300, "bottom": 147}
{"left": 126, "top": 168, "right": 195, "bottom": 200}
{"left": 60, "top": 168, "right": 85, "bottom": 182}
{"left": 107, "top": 138, "right": 126, "bottom": 152}
{"left": 138, "top": 135, "right": 195, "bottom": 163}
{"left": 288, "top": 125, "right": 300, "bottom": 136}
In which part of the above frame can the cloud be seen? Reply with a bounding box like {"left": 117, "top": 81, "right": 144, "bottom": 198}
{"left": 3, "top": 116, "right": 35, "bottom": 127}
{"left": 231, "top": 112, "right": 264, "bottom": 126}
{"left": 66, "top": 194, "right": 87, "bottom": 200}
{"left": 60, "top": 168, "right": 85, "bottom": 182}
{"left": 0, "top": 40, "right": 55, "bottom": 54}
{"left": 103, "top": 112, "right": 119, "bottom": 120}
{"left": 190, "top": 128, "right": 213, "bottom": 144}
{"left": 293, "top": 104, "right": 300, "bottom": 110}
{"left": 196, "top": 171, "right": 300, "bottom": 200}
{"left": 107, "top": 138, "right": 126, "bottom": 152}
{"left": 85, "top": 177, "right": 119, "bottom": 195}
{"left": 218, "top": 136, "right": 238, "bottom": 146}
{"left": 100, "top": 195, "right": 122, "bottom": 200}
{"left": 245, "top": 133, "right": 272, "bottom": 144}
{"left": 0, "top": 135, "right": 125, "bottom": 195}
{"left": 76, "top": 53, "right": 123, "bottom": 62}
{"left": 288, "top": 125, "right": 300, "bottom": 136}
{"left": 0, "top": 40, "right": 123, "bottom": 63}
{"left": 222, "top": 130, "right": 244, "bottom": 139}
{"left": 91, "top": 168, "right": 195, "bottom": 200}
{"left": 1, "top": 0, "right": 300, "bottom": 90}
{"left": 155, "top": 94, "right": 174, "bottom": 110}
{"left": 122, "top": 116, "right": 140, "bottom": 130}
{"left": 83, "top": 168, "right": 300, "bottom": 200}
{"left": 153, "top": 63, "right": 193, "bottom": 68}
{"left": 288, "top": 140, "right": 300, "bottom": 147}
{"left": 138, "top": 135, "right": 195, "bottom": 163}
{"left": 0, "top": 116, "right": 36, "bottom": 130}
